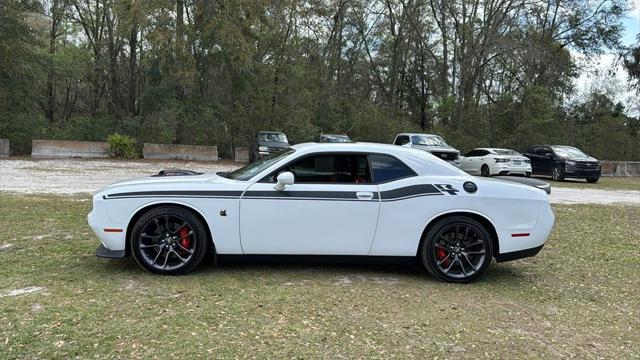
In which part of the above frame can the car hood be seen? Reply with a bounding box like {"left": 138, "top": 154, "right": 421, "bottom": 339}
{"left": 413, "top": 145, "right": 459, "bottom": 153}
{"left": 562, "top": 156, "right": 598, "bottom": 162}
{"left": 98, "top": 172, "right": 231, "bottom": 193}
{"left": 258, "top": 141, "right": 289, "bottom": 148}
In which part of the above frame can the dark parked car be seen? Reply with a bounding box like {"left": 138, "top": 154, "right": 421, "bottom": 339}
{"left": 250, "top": 131, "right": 290, "bottom": 162}
{"left": 317, "top": 134, "right": 351, "bottom": 143}
{"left": 524, "top": 145, "right": 601, "bottom": 183}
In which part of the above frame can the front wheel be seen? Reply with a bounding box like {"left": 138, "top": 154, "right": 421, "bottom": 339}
{"left": 131, "top": 206, "right": 210, "bottom": 275}
{"left": 586, "top": 177, "right": 599, "bottom": 183}
{"left": 419, "top": 216, "right": 493, "bottom": 283}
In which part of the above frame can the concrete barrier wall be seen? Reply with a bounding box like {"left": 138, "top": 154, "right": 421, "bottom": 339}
{"left": 0, "top": 138, "right": 9, "bottom": 157}
{"left": 234, "top": 147, "right": 249, "bottom": 163}
{"left": 143, "top": 143, "right": 218, "bottom": 161}
{"left": 31, "top": 139, "right": 109, "bottom": 158}
{"left": 601, "top": 161, "right": 640, "bottom": 177}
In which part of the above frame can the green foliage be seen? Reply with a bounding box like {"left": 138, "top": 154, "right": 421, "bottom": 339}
{"left": 107, "top": 133, "right": 138, "bottom": 159}
{"left": 0, "top": 0, "right": 636, "bottom": 161}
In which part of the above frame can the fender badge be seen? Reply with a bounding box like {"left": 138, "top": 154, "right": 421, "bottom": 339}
{"left": 219, "top": 210, "right": 227, "bottom": 217}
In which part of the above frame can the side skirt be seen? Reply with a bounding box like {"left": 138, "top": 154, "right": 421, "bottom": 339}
{"left": 216, "top": 254, "right": 418, "bottom": 266}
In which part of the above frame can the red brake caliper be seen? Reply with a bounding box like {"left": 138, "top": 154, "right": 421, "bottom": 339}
{"left": 436, "top": 247, "right": 450, "bottom": 267}
{"left": 179, "top": 227, "right": 191, "bottom": 250}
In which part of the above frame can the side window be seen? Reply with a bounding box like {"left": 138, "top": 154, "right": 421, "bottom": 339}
{"left": 465, "top": 150, "right": 479, "bottom": 157}
{"left": 368, "top": 154, "right": 416, "bottom": 183}
{"left": 478, "top": 150, "right": 490, "bottom": 157}
{"left": 394, "top": 136, "right": 410, "bottom": 146}
{"left": 268, "top": 154, "right": 371, "bottom": 184}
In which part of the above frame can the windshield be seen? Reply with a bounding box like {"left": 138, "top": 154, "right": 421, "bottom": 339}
{"left": 493, "top": 149, "right": 520, "bottom": 156}
{"left": 551, "top": 146, "right": 588, "bottom": 159}
{"left": 321, "top": 135, "right": 351, "bottom": 143}
{"left": 411, "top": 135, "right": 448, "bottom": 147}
{"left": 257, "top": 132, "right": 288, "bottom": 143}
{"left": 223, "top": 148, "right": 294, "bottom": 181}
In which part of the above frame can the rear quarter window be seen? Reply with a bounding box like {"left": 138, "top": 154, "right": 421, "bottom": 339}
{"left": 368, "top": 154, "right": 416, "bottom": 183}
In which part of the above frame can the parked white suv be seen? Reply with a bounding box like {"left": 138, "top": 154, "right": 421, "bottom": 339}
{"left": 393, "top": 133, "right": 461, "bottom": 167}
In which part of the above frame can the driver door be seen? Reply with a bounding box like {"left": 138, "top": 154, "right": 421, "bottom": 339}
{"left": 239, "top": 153, "right": 380, "bottom": 255}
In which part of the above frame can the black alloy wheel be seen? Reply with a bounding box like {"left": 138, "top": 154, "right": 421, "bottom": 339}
{"left": 480, "top": 165, "right": 491, "bottom": 177}
{"left": 131, "top": 206, "right": 209, "bottom": 275}
{"left": 552, "top": 166, "right": 565, "bottom": 181}
{"left": 420, "top": 216, "right": 493, "bottom": 283}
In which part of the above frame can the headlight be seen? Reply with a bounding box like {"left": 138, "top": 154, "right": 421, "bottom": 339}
{"left": 258, "top": 146, "right": 269, "bottom": 152}
{"left": 565, "top": 160, "right": 576, "bottom": 166}
{"left": 494, "top": 158, "right": 509, "bottom": 163}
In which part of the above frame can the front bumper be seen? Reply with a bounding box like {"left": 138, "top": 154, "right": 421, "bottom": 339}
{"left": 447, "top": 159, "right": 461, "bottom": 167}
{"left": 563, "top": 167, "right": 601, "bottom": 178}
{"left": 87, "top": 206, "right": 127, "bottom": 252}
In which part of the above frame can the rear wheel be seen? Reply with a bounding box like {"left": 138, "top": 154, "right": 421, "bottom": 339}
{"left": 131, "top": 206, "right": 209, "bottom": 275}
{"left": 480, "top": 165, "right": 490, "bottom": 177}
{"left": 552, "top": 166, "right": 565, "bottom": 181}
{"left": 419, "top": 216, "right": 493, "bottom": 283}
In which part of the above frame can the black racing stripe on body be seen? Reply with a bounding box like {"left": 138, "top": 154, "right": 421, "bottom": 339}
{"left": 105, "top": 190, "right": 243, "bottom": 198}
{"left": 242, "top": 190, "right": 380, "bottom": 200}
{"left": 105, "top": 185, "right": 445, "bottom": 201}
{"left": 379, "top": 184, "right": 442, "bottom": 201}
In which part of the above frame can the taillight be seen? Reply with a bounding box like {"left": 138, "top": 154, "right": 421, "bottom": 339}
{"left": 494, "top": 158, "right": 510, "bottom": 163}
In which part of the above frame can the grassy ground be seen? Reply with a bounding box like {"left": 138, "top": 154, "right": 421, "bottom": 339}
{"left": 535, "top": 176, "right": 640, "bottom": 191}
{"left": 0, "top": 193, "right": 638, "bottom": 359}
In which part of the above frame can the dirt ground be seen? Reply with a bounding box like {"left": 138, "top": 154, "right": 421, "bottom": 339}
{"left": 1, "top": 157, "right": 640, "bottom": 205}
{"left": 0, "top": 157, "right": 237, "bottom": 195}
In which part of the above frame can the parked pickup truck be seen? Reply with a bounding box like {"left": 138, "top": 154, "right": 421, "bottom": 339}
{"left": 393, "top": 133, "right": 461, "bottom": 167}
{"left": 523, "top": 145, "right": 601, "bottom": 183}
{"left": 250, "top": 131, "right": 290, "bottom": 162}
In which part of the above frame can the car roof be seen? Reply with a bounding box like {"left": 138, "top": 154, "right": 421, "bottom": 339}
{"left": 396, "top": 133, "right": 441, "bottom": 137}
{"left": 257, "top": 131, "right": 285, "bottom": 134}
{"left": 476, "top": 148, "right": 518, "bottom": 152}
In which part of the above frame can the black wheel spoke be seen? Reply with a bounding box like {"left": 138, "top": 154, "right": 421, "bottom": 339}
{"left": 436, "top": 253, "right": 451, "bottom": 266}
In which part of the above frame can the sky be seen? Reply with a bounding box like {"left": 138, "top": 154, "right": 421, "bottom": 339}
{"left": 572, "top": 0, "right": 640, "bottom": 115}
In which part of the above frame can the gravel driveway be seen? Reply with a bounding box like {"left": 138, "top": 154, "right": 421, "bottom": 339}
{"left": 1, "top": 158, "right": 639, "bottom": 205}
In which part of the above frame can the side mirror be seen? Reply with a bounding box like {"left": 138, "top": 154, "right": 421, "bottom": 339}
{"left": 274, "top": 171, "right": 294, "bottom": 191}
{"left": 544, "top": 152, "right": 553, "bottom": 159}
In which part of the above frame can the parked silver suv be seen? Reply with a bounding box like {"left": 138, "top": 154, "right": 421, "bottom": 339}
{"left": 393, "top": 133, "right": 461, "bottom": 167}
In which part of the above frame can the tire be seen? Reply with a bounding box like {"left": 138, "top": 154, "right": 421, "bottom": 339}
{"left": 130, "top": 206, "right": 210, "bottom": 275}
{"left": 552, "top": 166, "right": 565, "bottom": 181}
{"left": 480, "top": 165, "right": 491, "bottom": 177}
{"left": 586, "top": 177, "right": 599, "bottom": 183}
{"left": 419, "top": 216, "right": 493, "bottom": 283}
{"left": 249, "top": 150, "right": 255, "bottom": 163}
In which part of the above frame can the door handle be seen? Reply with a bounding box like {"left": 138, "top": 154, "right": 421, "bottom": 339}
{"left": 356, "top": 191, "right": 374, "bottom": 200}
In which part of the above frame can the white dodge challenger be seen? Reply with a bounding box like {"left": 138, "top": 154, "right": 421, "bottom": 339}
{"left": 88, "top": 143, "right": 555, "bottom": 283}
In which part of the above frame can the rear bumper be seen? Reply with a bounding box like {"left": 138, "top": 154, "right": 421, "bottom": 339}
{"left": 495, "top": 245, "right": 543, "bottom": 262}
{"left": 493, "top": 163, "right": 532, "bottom": 175}
{"left": 96, "top": 244, "right": 126, "bottom": 259}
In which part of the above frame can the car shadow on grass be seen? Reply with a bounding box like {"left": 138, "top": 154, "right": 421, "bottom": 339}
{"left": 89, "top": 254, "right": 533, "bottom": 286}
